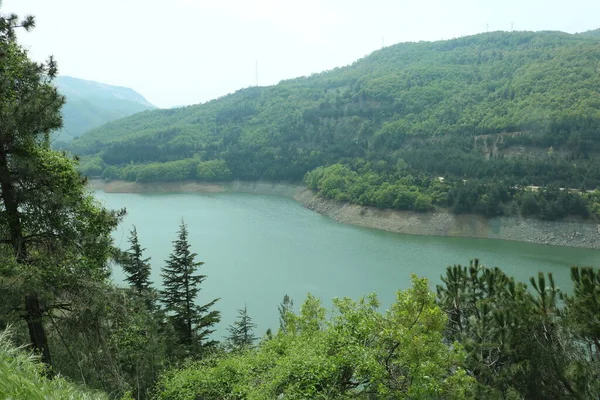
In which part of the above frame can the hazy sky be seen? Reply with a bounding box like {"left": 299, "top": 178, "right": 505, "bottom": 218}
{"left": 3, "top": 0, "right": 599, "bottom": 108}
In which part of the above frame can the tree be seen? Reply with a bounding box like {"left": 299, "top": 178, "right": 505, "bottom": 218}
{"left": 160, "top": 220, "right": 220, "bottom": 355}
{"left": 226, "top": 305, "right": 257, "bottom": 351}
{"left": 0, "top": 11, "right": 122, "bottom": 370}
{"left": 278, "top": 294, "right": 294, "bottom": 333}
{"left": 436, "top": 259, "right": 586, "bottom": 398}
{"left": 122, "top": 226, "right": 152, "bottom": 294}
{"left": 155, "top": 276, "right": 475, "bottom": 399}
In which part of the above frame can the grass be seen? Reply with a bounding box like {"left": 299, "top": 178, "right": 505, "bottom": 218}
{"left": 0, "top": 329, "right": 108, "bottom": 400}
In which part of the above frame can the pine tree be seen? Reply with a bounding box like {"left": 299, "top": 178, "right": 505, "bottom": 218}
{"left": 122, "top": 225, "right": 152, "bottom": 294}
{"left": 160, "top": 220, "right": 220, "bottom": 354}
{"left": 227, "top": 305, "right": 257, "bottom": 350}
{"left": 278, "top": 294, "right": 294, "bottom": 333}
{"left": 0, "top": 11, "right": 122, "bottom": 370}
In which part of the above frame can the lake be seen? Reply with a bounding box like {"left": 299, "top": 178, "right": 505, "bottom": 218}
{"left": 95, "top": 191, "right": 600, "bottom": 340}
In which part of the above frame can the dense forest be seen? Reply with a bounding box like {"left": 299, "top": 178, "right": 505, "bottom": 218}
{"left": 72, "top": 29, "right": 600, "bottom": 220}
{"left": 2, "top": 9, "right": 600, "bottom": 400}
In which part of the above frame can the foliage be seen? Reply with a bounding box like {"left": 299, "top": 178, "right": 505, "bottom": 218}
{"left": 226, "top": 305, "right": 257, "bottom": 351}
{"left": 46, "top": 283, "right": 171, "bottom": 400}
{"left": 155, "top": 276, "right": 475, "bottom": 399}
{"left": 304, "top": 162, "right": 592, "bottom": 219}
{"left": 71, "top": 30, "right": 600, "bottom": 220}
{"left": 160, "top": 220, "right": 220, "bottom": 356}
{"left": 278, "top": 294, "right": 294, "bottom": 333}
{"left": 0, "top": 9, "right": 124, "bottom": 369}
{"left": 0, "top": 329, "right": 107, "bottom": 399}
{"left": 561, "top": 267, "right": 600, "bottom": 396}
{"left": 121, "top": 226, "right": 153, "bottom": 295}
{"left": 436, "top": 260, "right": 600, "bottom": 399}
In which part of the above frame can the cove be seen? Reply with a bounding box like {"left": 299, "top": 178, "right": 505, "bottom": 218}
{"left": 95, "top": 191, "right": 600, "bottom": 339}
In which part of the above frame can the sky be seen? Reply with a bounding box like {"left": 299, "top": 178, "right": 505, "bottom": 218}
{"left": 3, "top": 0, "right": 599, "bottom": 108}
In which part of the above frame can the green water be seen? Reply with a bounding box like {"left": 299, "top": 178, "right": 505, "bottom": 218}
{"left": 95, "top": 191, "right": 600, "bottom": 339}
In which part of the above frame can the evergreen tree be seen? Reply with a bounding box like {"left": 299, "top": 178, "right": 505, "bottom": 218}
{"left": 122, "top": 225, "right": 152, "bottom": 294}
{"left": 278, "top": 294, "right": 294, "bottom": 333}
{"left": 160, "top": 220, "right": 220, "bottom": 354}
{"left": 0, "top": 11, "right": 122, "bottom": 370}
{"left": 227, "top": 305, "right": 257, "bottom": 350}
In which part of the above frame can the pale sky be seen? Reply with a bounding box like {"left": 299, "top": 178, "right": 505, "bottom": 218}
{"left": 3, "top": 0, "right": 599, "bottom": 108}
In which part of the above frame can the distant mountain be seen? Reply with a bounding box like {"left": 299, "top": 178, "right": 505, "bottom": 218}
{"left": 52, "top": 76, "right": 156, "bottom": 144}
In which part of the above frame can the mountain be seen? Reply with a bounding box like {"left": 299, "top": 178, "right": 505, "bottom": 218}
{"left": 53, "top": 76, "right": 156, "bottom": 144}
{"left": 72, "top": 30, "right": 600, "bottom": 220}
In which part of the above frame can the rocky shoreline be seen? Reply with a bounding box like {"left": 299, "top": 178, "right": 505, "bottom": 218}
{"left": 90, "top": 180, "right": 600, "bottom": 249}
{"left": 294, "top": 189, "right": 600, "bottom": 249}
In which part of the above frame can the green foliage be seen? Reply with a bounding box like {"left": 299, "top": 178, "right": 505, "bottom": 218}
{"left": 197, "top": 159, "right": 232, "bottom": 181}
{"left": 585, "top": 189, "right": 600, "bottom": 219}
{"left": 47, "top": 284, "right": 171, "bottom": 399}
{"left": 0, "top": 9, "right": 124, "bottom": 371}
{"left": 136, "top": 158, "right": 199, "bottom": 183}
{"left": 155, "top": 276, "right": 475, "bottom": 399}
{"left": 278, "top": 294, "right": 294, "bottom": 333}
{"left": 160, "top": 220, "right": 220, "bottom": 356}
{"left": 79, "top": 156, "right": 106, "bottom": 177}
{"left": 70, "top": 30, "right": 600, "bottom": 221}
{"left": 226, "top": 305, "right": 257, "bottom": 351}
{"left": 304, "top": 162, "right": 594, "bottom": 219}
{"left": 437, "top": 260, "right": 600, "bottom": 399}
{"left": 121, "top": 226, "right": 153, "bottom": 294}
{"left": 0, "top": 330, "right": 107, "bottom": 399}
{"left": 562, "top": 267, "right": 600, "bottom": 395}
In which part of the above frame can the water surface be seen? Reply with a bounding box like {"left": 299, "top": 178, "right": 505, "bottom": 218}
{"left": 95, "top": 191, "right": 600, "bottom": 338}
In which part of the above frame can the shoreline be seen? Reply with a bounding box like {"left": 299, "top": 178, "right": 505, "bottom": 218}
{"left": 88, "top": 179, "right": 306, "bottom": 198}
{"left": 89, "top": 179, "right": 600, "bottom": 249}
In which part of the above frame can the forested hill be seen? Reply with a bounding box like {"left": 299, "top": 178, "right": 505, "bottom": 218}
{"left": 53, "top": 76, "right": 156, "bottom": 144}
{"left": 74, "top": 30, "right": 600, "bottom": 220}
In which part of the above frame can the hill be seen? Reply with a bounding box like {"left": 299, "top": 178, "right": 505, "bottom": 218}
{"left": 72, "top": 30, "right": 600, "bottom": 220}
{"left": 53, "top": 76, "right": 156, "bottom": 144}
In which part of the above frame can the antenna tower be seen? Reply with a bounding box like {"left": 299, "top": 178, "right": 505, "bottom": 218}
{"left": 255, "top": 60, "right": 258, "bottom": 87}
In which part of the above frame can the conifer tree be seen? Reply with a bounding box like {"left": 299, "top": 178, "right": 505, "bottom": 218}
{"left": 278, "top": 294, "right": 294, "bottom": 333}
{"left": 0, "top": 11, "right": 122, "bottom": 370}
{"left": 227, "top": 305, "right": 257, "bottom": 350}
{"left": 122, "top": 225, "right": 152, "bottom": 294}
{"left": 160, "top": 220, "right": 220, "bottom": 354}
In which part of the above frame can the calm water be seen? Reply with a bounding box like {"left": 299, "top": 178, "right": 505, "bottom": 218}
{"left": 95, "top": 191, "right": 600, "bottom": 339}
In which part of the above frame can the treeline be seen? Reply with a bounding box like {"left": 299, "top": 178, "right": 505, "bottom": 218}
{"left": 305, "top": 163, "right": 600, "bottom": 220}
{"left": 85, "top": 157, "right": 233, "bottom": 182}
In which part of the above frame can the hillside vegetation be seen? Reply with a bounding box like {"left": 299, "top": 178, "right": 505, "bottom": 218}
{"left": 3, "top": 9, "right": 600, "bottom": 400}
{"left": 53, "top": 76, "right": 156, "bottom": 144}
{"left": 74, "top": 30, "right": 600, "bottom": 219}
{"left": 0, "top": 331, "right": 107, "bottom": 400}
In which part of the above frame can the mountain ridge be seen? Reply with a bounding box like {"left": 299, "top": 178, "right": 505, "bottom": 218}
{"left": 73, "top": 29, "right": 600, "bottom": 220}
{"left": 53, "top": 76, "right": 156, "bottom": 144}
